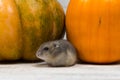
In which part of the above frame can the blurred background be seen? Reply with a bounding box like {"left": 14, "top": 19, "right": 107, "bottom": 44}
{"left": 58, "top": 0, "right": 69, "bottom": 39}
{"left": 58, "top": 0, "right": 69, "bottom": 13}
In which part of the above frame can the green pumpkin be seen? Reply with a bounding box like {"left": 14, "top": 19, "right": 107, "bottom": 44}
{"left": 0, "top": 0, "right": 65, "bottom": 61}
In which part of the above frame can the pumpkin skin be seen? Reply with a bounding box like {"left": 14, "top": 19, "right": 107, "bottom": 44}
{"left": 66, "top": 0, "right": 120, "bottom": 63}
{"left": 0, "top": 0, "right": 65, "bottom": 61}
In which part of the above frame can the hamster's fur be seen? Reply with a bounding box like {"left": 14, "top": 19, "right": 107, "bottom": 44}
{"left": 36, "top": 40, "right": 77, "bottom": 67}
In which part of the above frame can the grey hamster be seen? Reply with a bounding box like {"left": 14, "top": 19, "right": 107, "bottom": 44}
{"left": 36, "top": 40, "right": 77, "bottom": 67}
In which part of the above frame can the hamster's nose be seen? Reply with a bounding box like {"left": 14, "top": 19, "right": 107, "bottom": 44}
{"left": 36, "top": 52, "right": 41, "bottom": 58}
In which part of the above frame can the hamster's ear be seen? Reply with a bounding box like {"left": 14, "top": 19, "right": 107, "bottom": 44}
{"left": 53, "top": 43, "right": 59, "bottom": 48}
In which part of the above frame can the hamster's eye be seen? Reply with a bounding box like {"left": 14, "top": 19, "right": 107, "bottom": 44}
{"left": 43, "top": 47, "right": 49, "bottom": 51}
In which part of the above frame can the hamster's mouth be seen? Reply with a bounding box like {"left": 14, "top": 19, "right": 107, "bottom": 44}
{"left": 36, "top": 55, "right": 45, "bottom": 61}
{"left": 38, "top": 57, "right": 45, "bottom": 60}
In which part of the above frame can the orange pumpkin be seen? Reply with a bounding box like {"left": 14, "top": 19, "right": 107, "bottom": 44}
{"left": 66, "top": 0, "right": 120, "bottom": 63}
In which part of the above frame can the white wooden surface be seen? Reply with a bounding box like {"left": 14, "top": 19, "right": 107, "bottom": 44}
{"left": 0, "top": 0, "right": 120, "bottom": 80}
{"left": 0, "top": 62, "right": 120, "bottom": 80}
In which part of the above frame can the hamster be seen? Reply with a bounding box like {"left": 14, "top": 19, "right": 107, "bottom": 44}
{"left": 36, "top": 40, "right": 77, "bottom": 67}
